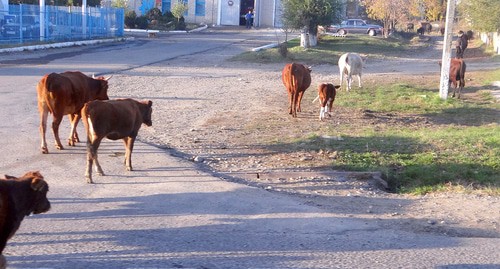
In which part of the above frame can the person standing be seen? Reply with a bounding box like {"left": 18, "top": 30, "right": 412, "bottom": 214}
{"left": 245, "top": 10, "right": 253, "bottom": 29}
{"left": 456, "top": 30, "right": 468, "bottom": 58}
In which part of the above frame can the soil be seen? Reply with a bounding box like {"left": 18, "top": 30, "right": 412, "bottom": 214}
{"left": 111, "top": 34, "right": 499, "bottom": 238}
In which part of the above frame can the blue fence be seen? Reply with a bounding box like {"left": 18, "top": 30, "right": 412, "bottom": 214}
{"left": 0, "top": 4, "right": 124, "bottom": 45}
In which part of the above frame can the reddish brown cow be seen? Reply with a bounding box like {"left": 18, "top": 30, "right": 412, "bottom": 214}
{"left": 37, "top": 71, "right": 111, "bottom": 154}
{"left": 82, "top": 99, "right": 153, "bottom": 183}
{"left": 0, "top": 171, "right": 51, "bottom": 268}
{"left": 439, "top": 59, "right": 466, "bottom": 98}
{"left": 314, "top": 83, "right": 340, "bottom": 120}
{"left": 282, "top": 63, "right": 312, "bottom": 117}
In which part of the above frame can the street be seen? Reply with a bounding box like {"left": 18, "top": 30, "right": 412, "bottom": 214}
{"left": 0, "top": 28, "right": 499, "bottom": 268}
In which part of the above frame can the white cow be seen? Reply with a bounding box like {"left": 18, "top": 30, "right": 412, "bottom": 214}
{"left": 338, "top": 53, "right": 363, "bottom": 91}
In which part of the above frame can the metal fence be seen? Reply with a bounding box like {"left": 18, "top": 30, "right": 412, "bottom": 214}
{"left": 0, "top": 4, "right": 124, "bottom": 45}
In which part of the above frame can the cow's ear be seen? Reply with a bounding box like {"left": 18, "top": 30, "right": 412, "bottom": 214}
{"left": 148, "top": 100, "right": 153, "bottom": 107}
{"left": 335, "top": 85, "right": 341, "bottom": 89}
{"left": 4, "top": 174, "right": 16, "bottom": 179}
{"left": 29, "top": 172, "right": 46, "bottom": 192}
{"left": 104, "top": 75, "right": 113, "bottom": 81}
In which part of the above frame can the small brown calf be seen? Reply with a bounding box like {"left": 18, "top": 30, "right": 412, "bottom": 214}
{"left": 314, "top": 83, "right": 340, "bottom": 120}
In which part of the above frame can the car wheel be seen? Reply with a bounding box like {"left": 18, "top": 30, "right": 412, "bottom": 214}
{"left": 339, "top": 29, "right": 346, "bottom": 35}
{"left": 368, "top": 29, "right": 376, "bottom": 36}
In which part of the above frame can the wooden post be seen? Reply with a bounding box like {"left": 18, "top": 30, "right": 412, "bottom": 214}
{"left": 439, "top": 0, "right": 457, "bottom": 100}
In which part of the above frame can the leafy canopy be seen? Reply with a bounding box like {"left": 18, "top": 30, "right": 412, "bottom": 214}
{"left": 281, "top": 0, "right": 341, "bottom": 35}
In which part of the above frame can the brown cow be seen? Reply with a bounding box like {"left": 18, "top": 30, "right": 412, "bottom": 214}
{"left": 0, "top": 171, "right": 51, "bottom": 268}
{"left": 439, "top": 58, "right": 466, "bottom": 98}
{"left": 37, "top": 71, "right": 111, "bottom": 154}
{"left": 82, "top": 99, "right": 153, "bottom": 183}
{"left": 282, "top": 63, "right": 312, "bottom": 117}
{"left": 313, "top": 83, "right": 340, "bottom": 120}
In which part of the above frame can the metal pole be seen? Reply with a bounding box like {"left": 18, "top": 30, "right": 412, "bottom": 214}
{"left": 39, "top": 0, "right": 45, "bottom": 41}
{"left": 439, "top": 0, "right": 457, "bottom": 100}
{"left": 82, "top": 0, "right": 87, "bottom": 38}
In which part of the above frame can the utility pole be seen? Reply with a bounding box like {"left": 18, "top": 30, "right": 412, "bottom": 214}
{"left": 439, "top": 0, "right": 458, "bottom": 100}
{"left": 39, "top": 0, "right": 45, "bottom": 41}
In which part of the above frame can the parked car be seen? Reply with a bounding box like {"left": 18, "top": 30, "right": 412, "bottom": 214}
{"left": 1, "top": 15, "right": 42, "bottom": 39}
{"left": 327, "top": 19, "right": 384, "bottom": 36}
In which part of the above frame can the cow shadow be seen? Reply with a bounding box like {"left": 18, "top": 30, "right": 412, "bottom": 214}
{"left": 423, "top": 106, "right": 499, "bottom": 126}
{"left": 9, "top": 187, "right": 497, "bottom": 268}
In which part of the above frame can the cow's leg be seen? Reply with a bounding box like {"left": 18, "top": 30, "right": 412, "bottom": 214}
{"left": 51, "top": 116, "right": 64, "bottom": 150}
{"left": 296, "top": 90, "right": 305, "bottom": 112}
{"left": 320, "top": 98, "right": 328, "bottom": 120}
{"left": 123, "top": 136, "right": 135, "bottom": 171}
{"left": 68, "top": 114, "right": 81, "bottom": 146}
{"left": 347, "top": 74, "right": 352, "bottom": 92}
{"left": 39, "top": 106, "right": 49, "bottom": 154}
{"left": 85, "top": 138, "right": 104, "bottom": 183}
{"left": 292, "top": 92, "right": 298, "bottom": 117}
{"left": 327, "top": 98, "right": 334, "bottom": 117}
{"left": 357, "top": 74, "right": 362, "bottom": 88}
{"left": 288, "top": 91, "right": 293, "bottom": 115}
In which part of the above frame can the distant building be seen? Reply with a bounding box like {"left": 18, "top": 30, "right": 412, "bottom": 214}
{"left": 128, "top": 0, "right": 354, "bottom": 28}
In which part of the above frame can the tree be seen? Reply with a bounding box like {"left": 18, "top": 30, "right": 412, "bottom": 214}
{"left": 171, "top": 0, "right": 188, "bottom": 23}
{"left": 362, "top": 0, "right": 410, "bottom": 36}
{"left": 111, "top": 0, "right": 128, "bottom": 9}
{"left": 458, "top": 0, "right": 500, "bottom": 32}
{"left": 281, "top": 0, "right": 341, "bottom": 48}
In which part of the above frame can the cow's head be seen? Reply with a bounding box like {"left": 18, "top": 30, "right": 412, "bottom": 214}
{"left": 23, "top": 171, "right": 51, "bottom": 215}
{"left": 93, "top": 74, "right": 112, "bottom": 101}
{"left": 141, "top": 100, "right": 153, "bottom": 127}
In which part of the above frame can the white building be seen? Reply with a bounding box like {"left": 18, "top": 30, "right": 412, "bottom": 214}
{"left": 130, "top": 0, "right": 285, "bottom": 28}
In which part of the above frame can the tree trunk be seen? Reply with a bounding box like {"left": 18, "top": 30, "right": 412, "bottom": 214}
{"left": 300, "top": 32, "right": 317, "bottom": 47}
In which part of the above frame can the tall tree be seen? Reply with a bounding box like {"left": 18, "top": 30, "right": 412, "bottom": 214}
{"left": 362, "top": 0, "right": 409, "bottom": 36}
{"left": 458, "top": 0, "right": 500, "bottom": 32}
{"left": 281, "top": 0, "right": 341, "bottom": 48}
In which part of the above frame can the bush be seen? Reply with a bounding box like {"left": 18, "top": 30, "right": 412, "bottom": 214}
{"left": 146, "top": 8, "right": 162, "bottom": 21}
{"left": 175, "top": 17, "right": 186, "bottom": 30}
{"left": 135, "top": 16, "right": 149, "bottom": 29}
{"left": 124, "top": 10, "right": 137, "bottom": 28}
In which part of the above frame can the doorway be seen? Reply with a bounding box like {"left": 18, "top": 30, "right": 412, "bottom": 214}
{"left": 239, "top": 0, "right": 254, "bottom": 26}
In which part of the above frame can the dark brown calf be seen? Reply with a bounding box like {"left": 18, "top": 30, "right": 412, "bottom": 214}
{"left": 282, "top": 63, "right": 312, "bottom": 117}
{"left": 315, "top": 83, "right": 340, "bottom": 120}
{"left": 0, "top": 171, "right": 51, "bottom": 268}
{"left": 82, "top": 99, "right": 153, "bottom": 183}
{"left": 37, "top": 71, "right": 111, "bottom": 154}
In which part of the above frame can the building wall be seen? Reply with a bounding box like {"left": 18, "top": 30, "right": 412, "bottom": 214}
{"left": 130, "top": 0, "right": 281, "bottom": 28}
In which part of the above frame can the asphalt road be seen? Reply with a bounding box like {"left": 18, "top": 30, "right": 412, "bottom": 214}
{"left": 0, "top": 28, "right": 499, "bottom": 269}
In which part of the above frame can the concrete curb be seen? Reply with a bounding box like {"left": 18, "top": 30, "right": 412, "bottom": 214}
{"left": 0, "top": 25, "right": 208, "bottom": 54}
{"left": 0, "top": 37, "right": 133, "bottom": 54}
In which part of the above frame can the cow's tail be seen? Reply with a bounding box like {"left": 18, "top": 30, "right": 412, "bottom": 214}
{"left": 312, "top": 95, "right": 319, "bottom": 103}
{"left": 289, "top": 63, "right": 298, "bottom": 91}
{"left": 81, "top": 103, "right": 93, "bottom": 143}
{"left": 37, "top": 74, "right": 56, "bottom": 114}
{"left": 460, "top": 60, "right": 466, "bottom": 86}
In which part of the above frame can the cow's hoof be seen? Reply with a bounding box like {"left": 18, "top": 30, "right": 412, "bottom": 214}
{"left": 126, "top": 167, "right": 133, "bottom": 171}
{"left": 41, "top": 147, "right": 49, "bottom": 154}
{"left": 56, "top": 145, "right": 64, "bottom": 150}
{"left": 96, "top": 172, "right": 104, "bottom": 176}
{"left": 86, "top": 178, "right": 93, "bottom": 184}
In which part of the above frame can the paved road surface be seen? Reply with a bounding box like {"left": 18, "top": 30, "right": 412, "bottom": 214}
{"left": 0, "top": 28, "right": 499, "bottom": 268}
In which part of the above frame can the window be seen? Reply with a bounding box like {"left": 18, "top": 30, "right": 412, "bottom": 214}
{"left": 195, "top": 0, "right": 205, "bottom": 16}
{"left": 183, "top": 0, "right": 188, "bottom": 16}
{"left": 162, "top": 0, "right": 171, "bottom": 12}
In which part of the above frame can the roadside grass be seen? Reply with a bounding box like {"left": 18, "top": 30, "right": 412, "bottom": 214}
{"left": 230, "top": 34, "right": 410, "bottom": 64}
{"left": 285, "top": 81, "right": 499, "bottom": 194}
{"left": 232, "top": 34, "right": 499, "bottom": 194}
